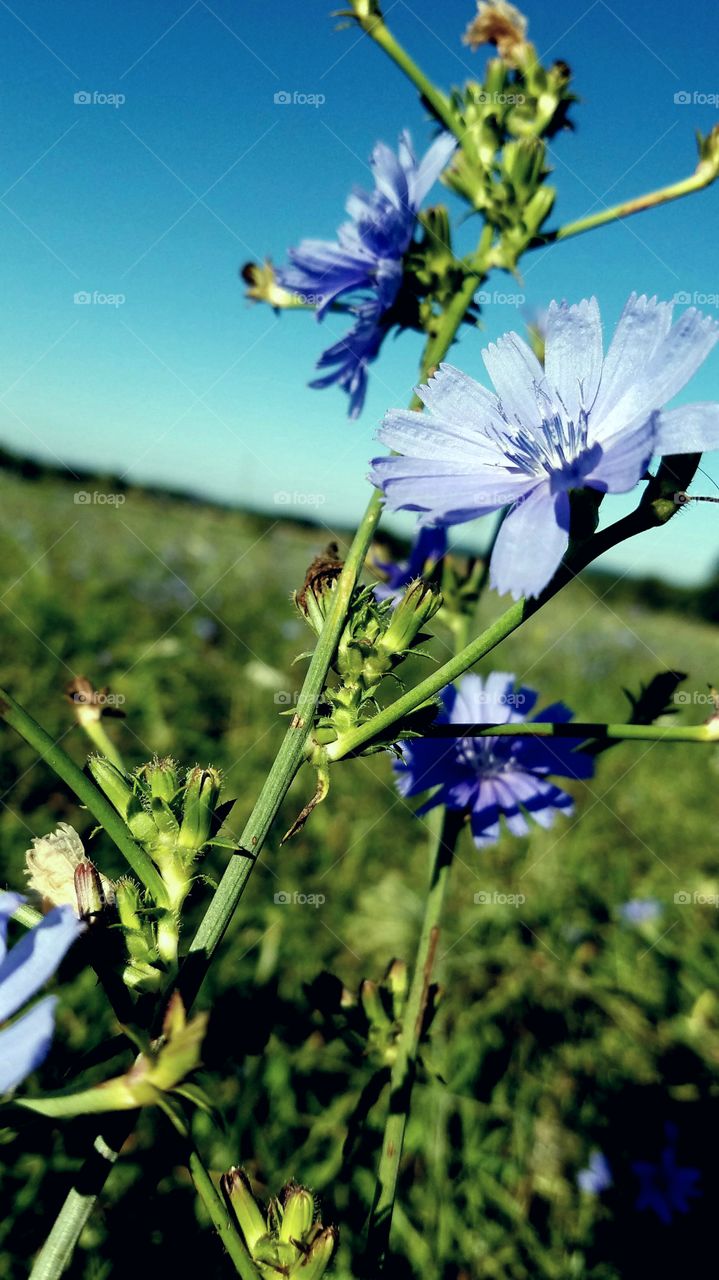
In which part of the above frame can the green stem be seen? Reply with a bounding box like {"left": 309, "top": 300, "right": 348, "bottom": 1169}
{"left": 365, "top": 808, "right": 464, "bottom": 1269}
{"left": 188, "top": 1148, "right": 260, "bottom": 1280}
{"left": 402, "top": 721, "right": 719, "bottom": 745}
{"left": 534, "top": 161, "right": 719, "bottom": 246}
{"left": 351, "top": 7, "right": 457, "bottom": 136}
{"left": 0, "top": 687, "right": 168, "bottom": 906}
{"left": 31, "top": 246, "right": 492, "bottom": 1280}
{"left": 80, "top": 718, "right": 125, "bottom": 772}
{"left": 29, "top": 1127, "right": 124, "bottom": 1280}
{"left": 326, "top": 483, "right": 694, "bottom": 763}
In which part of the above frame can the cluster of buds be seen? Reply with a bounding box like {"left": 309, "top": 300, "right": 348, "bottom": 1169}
{"left": 88, "top": 755, "right": 224, "bottom": 976}
{"left": 296, "top": 550, "right": 443, "bottom": 748}
{"left": 309, "top": 960, "right": 440, "bottom": 1071}
{"left": 222, "top": 1170, "right": 337, "bottom": 1279}
{"left": 443, "top": 5, "right": 574, "bottom": 268}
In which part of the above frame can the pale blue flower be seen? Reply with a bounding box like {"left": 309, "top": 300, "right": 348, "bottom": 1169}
{"left": 0, "top": 891, "right": 83, "bottom": 1094}
{"left": 577, "top": 1151, "right": 613, "bottom": 1194}
{"left": 619, "top": 897, "right": 663, "bottom": 925}
{"left": 372, "top": 294, "right": 719, "bottom": 596}
{"left": 374, "top": 525, "right": 447, "bottom": 602}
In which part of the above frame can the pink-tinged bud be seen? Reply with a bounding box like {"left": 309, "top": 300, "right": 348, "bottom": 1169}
{"left": 74, "top": 860, "right": 114, "bottom": 919}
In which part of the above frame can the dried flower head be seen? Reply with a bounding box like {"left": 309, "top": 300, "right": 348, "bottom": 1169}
{"left": 25, "top": 823, "right": 114, "bottom": 915}
{"left": 463, "top": 0, "right": 530, "bottom": 66}
{"left": 65, "top": 675, "right": 125, "bottom": 724}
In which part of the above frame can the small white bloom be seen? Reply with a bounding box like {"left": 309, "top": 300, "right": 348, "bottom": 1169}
{"left": 25, "top": 823, "right": 114, "bottom": 914}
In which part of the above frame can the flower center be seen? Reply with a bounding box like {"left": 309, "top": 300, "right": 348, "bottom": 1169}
{"left": 497, "top": 385, "right": 599, "bottom": 487}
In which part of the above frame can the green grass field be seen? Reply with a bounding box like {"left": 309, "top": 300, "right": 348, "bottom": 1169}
{"left": 1, "top": 466, "right": 718, "bottom": 1278}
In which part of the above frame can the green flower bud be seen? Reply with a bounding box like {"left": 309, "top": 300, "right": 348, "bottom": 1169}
{"left": 222, "top": 1167, "right": 267, "bottom": 1253}
{"left": 88, "top": 757, "right": 158, "bottom": 846}
{"left": 360, "top": 979, "right": 391, "bottom": 1033}
{"left": 279, "top": 1184, "right": 315, "bottom": 1244}
{"left": 178, "top": 766, "right": 222, "bottom": 854}
{"left": 138, "top": 757, "right": 179, "bottom": 802}
{"left": 288, "top": 1226, "right": 338, "bottom": 1279}
{"left": 115, "top": 878, "right": 155, "bottom": 966}
{"left": 379, "top": 579, "right": 443, "bottom": 656}
{"left": 384, "top": 958, "right": 409, "bottom": 1016}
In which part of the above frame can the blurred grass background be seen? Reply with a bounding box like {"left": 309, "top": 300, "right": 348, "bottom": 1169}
{"left": 1, "top": 464, "right": 718, "bottom": 1279}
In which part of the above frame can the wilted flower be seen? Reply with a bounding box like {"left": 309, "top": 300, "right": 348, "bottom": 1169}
{"left": 464, "top": 0, "right": 531, "bottom": 67}
{"left": 633, "top": 1124, "right": 701, "bottom": 1223}
{"left": 25, "top": 823, "right": 114, "bottom": 915}
{"left": 372, "top": 294, "right": 719, "bottom": 599}
{"left": 374, "top": 525, "right": 447, "bottom": 602}
{"left": 577, "top": 1150, "right": 612, "bottom": 1194}
{"left": 277, "top": 129, "right": 456, "bottom": 417}
{"left": 0, "top": 891, "right": 84, "bottom": 1094}
{"left": 394, "top": 673, "right": 593, "bottom": 847}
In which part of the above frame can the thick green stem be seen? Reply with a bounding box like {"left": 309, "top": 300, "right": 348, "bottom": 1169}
{"left": 365, "top": 809, "right": 464, "bottom": 1269}
{"left": 0, "top": 687, "right": 168, "bottom": 906}
{"left": 188, "top": 1148, "right": 260, "bottom": 1279}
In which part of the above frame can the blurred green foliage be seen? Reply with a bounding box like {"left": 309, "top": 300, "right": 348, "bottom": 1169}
{"left": 1, "top": 468, "right": 718, "bottom": 1279}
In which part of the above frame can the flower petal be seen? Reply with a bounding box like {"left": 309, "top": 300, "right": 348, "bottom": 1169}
{"left": 544, "top": 297, "right": 603, "bottom": 422}
{"left": 0, "top": 906, "right": 83, "bottom": 1023}
{"left": 409, "top": 131, "right": 457, "bottom": 206}
{"left": 415, "top": 363, "right": 510, "bottom": 437}
{"left": 0, "top": 995, "right": 57, "bottom": 1093}
{"left": 371, "top": 455, "right": 535, "bottom": 524}
{"left": 591, "top": 293, "right": 673, "bottom": 428}
{"left": 490, "top": 486, "right": 570, "bottom": 600}
{"left": 584, "top": 413, "right": 656, "bottom": 492}
{"left": 377, "top": 406, "right": 507, "bottom": 465}
{"left": 482, "top": 334, "right": 545, "bottom": 429}
{"left": 655, "top": 402, "right": 719, "bottom": 454}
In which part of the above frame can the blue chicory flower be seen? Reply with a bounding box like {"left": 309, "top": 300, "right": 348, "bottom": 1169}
{"left": 278, "top": 129, "right": 457, "bottom": 417}
{"left": 619, "top": 897, "right": 663, "bottom": 925}
{"left": 374, "top": 525, "right": 447, "bottom": 602}
{"left": 371, "top": 294, "right": 719, "bottom": 596}
{"left": 393, "top": 672, "right": 594, "bottom": 847}
{"left": 0, "top": 890, "right": 84, "bottom": 1094}
{"left": 577, "top": 1151, "right": 613, "bottom": 1194}
{"left": 633, "top": 1124, "right": 701, "bottom": 1224}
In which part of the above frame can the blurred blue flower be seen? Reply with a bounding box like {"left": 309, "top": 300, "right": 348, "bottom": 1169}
{"left": 0, "top": 891, "right": 84, "bottom": 1094}
{"left": 278, "top": 130, "right": 456, "bottom": 417}
{"left": 633, "top": 1124, "right": 701, "bottom": 1224}
{"left": 577, "top": 1151, "right": 613, "bottom": 1194}
{"left": 374, "top": 525, "right": 447, "bottom": 602}
{"left": 393, "top": 672, "right": 594, "bottom": 847}
{"left": 619, "top": 897, "right": 663, "bottom": 925}
{"left": 372, "top": 294, "right": 719, "bottom": 596}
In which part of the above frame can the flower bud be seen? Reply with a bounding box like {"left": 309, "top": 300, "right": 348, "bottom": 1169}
{"left": 288, "top": 1226, "right": 338, "bottom": 1279}
{"left": 88, "top": 757, "right": 158, "bottom": 847}
{"left": 279, "top": 1183, "right": 315, "bottom": 1244}
{"left": 221, "top": 1167, "right": 267, "bottom": 1252}
{"left": 115, "top": 878, "right": 156, "bottom": 966}
{"left": 138, "top": 757, "right": 179, "bottom": 802}
{"left": 379, "top": 579, "right": 443, "bottom": 656}
{"left": 74, "top": 860, "right": 114, "bottom": 919}
{"left": 385, "top": 958, "right": 409, "bottom": 1016}
{"left": 178, "top": 766, "right": 222, "bottom": 854}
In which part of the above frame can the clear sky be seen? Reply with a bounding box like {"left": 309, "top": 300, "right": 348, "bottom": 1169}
{"left": 1, "top": 0, "right": 719, "bottom": 582}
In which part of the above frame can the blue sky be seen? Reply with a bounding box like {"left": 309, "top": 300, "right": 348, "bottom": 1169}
{"left": 1, "top": 0, "right": 719, "bottom": 581}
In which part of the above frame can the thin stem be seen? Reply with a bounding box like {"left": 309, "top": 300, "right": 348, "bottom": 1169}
{"left": 0, "top": 687, "right": 168, "bottom": 906}
{"left": 327, "top": 490, "right": 691, "bottom": 764}
{"left": 80, "top": 718, "right": 125, "bottom": 772}
{"left": 534, "top": 161, "right": 718, "bottom": 247}
{"left": 399, "top": 721, "right": 719, "bottom": 744}
{"left": 29, "top": 1126, "right": 125, "bottom": 1280}
{"left": 351, "top": 7, "right": 457, "bottom": 136}
{"left": 188, "top": 1148, "right": 260, "bottom": 1280}
{"left": 365, "top": 809, "right": 464, "bottom": 1269}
